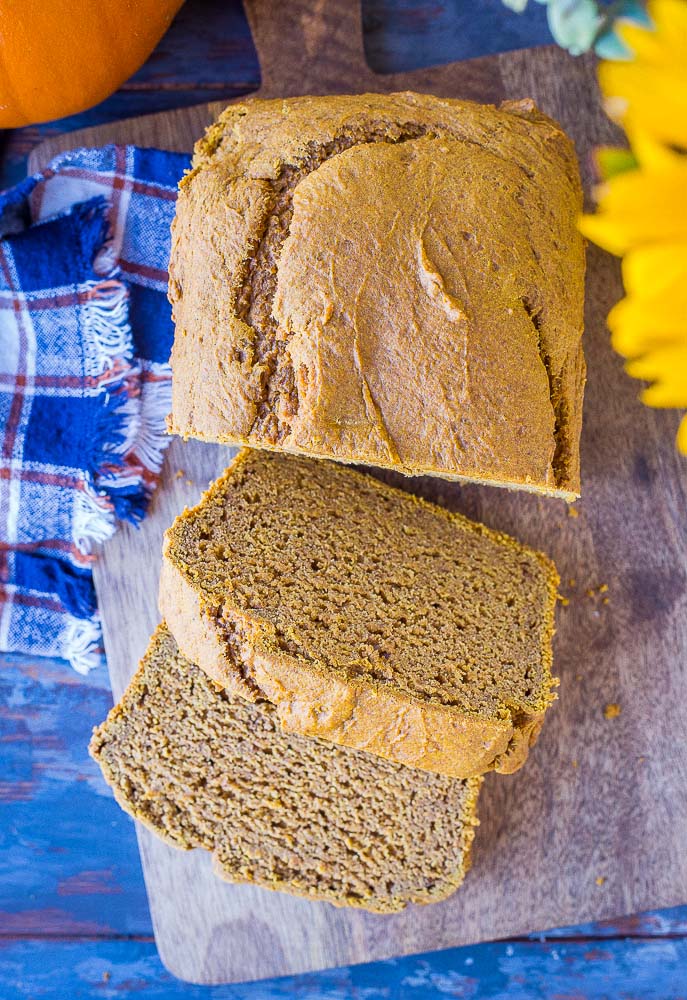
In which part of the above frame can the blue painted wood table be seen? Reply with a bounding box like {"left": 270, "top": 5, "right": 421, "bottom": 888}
{"left": 1, "top": 2, "right": 686, "bottom": 996}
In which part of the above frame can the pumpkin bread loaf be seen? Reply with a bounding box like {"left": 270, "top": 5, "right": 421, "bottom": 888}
{"left": 169, "top": 92, "right": 585, "bottom": 499}
{"left": 160, "top": 449, "right": 559, "bottom": 779}
{"left": 90, "top": 624, "right": 482, "bottom": 913}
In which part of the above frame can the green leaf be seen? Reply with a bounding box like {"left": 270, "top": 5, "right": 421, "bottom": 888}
{"left": 596, "top": 146, "right": 639, "bottom": 179}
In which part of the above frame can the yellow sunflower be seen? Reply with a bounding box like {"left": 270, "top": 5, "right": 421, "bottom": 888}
{"left": 599, "top": 0, "right": 687, "bottom": 149}
{"left": 579, "top": 0, "right": 687, "bottom": 453}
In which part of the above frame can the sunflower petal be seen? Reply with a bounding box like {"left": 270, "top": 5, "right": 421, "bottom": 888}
{"left": 649, "top": 0, "right": 687, "bottom": 55}
{"left": 609, "top": 289, "right": 687, "bottom": 343}
{"left": 627, "top": 127, "right": 680, "bottom": 171}
{"left": 628, "top": 345, "right": 687, "bottom": 401}
{"left": 580, "top": 159, "right": 687, "bottom": 254}
{"left": 622, "top": 243, "right": 687, "bottom": 297}
{"left": 676, "top": 414, "right": 687, "bottom": 455}
{"left": 599, "top": 0, "right": 687, "bottom": 148}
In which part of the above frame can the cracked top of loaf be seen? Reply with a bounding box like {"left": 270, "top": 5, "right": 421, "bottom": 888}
{"left": 168, "top": 92, "right": 585, "bottom": 499}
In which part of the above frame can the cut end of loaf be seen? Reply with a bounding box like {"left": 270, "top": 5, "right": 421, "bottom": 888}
{"left": 161, "top": 449, "right": 559, "bottom": 778}
{"left": 90, "top": 624, "right": 482, "bottom": 912}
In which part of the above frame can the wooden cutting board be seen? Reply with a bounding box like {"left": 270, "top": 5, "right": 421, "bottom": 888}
{"left": 30, "top": 0, "right": 687, "bottom": 986}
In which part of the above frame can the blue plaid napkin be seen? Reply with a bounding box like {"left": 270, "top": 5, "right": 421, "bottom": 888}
{"left": 0, "top": 146, "right": 190, "bottom": 672}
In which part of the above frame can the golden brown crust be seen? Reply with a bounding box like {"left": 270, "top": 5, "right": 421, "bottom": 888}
{"left": 160, "top": 450, "right": 559, "bottom": 779}
{"left": 169, "top": 92, "right": 585, "bottom": 499}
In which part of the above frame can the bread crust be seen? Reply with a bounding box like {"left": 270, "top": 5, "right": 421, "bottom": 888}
{"left": 169, "top": 92, "right": 585, "bottom": 498}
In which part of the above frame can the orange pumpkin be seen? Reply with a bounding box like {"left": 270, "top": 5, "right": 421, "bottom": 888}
{"left": 0, "top": 0, "right": 185, "bottom": 128}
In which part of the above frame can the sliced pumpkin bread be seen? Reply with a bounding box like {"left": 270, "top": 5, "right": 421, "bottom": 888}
{"left": 90, "top": 624, "right": 482, "bottom": 913}
{"left": 160, "top": 449, "right": 559, "bottom": 778}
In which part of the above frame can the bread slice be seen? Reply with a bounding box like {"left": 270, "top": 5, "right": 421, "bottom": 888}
{"left": 90, "top": 624, "right": 482, "bottom": 913}
{"left": 160, "top": 449, "right": 559, "bottom": 778}
{"left": 169, "top": 92, "right": 585, "bottom": 500}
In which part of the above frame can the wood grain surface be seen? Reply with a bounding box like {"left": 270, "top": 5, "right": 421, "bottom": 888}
{"left": 3, "top": 646, "right": 687, "bottom": 998}
{"left": 29, "top": 0, "right": 687, "bottom": 986}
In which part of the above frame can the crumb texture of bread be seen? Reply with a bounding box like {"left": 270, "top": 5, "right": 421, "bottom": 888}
{"left": 168, "top": 92, "right": 585, "bottom": 498}
{"left": 90, "top": 625, "right": 482, "bottom": 913}
{"left": 160, "top": 450, "right": 559, "bottom": 778}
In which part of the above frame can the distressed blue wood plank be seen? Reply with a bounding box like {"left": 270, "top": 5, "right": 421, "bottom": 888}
{"left": 362, "top": 0, "right": 554, "bottom": 72}
{"left": 0, "top": 654, "right": 151, "bottom": 936}
{"left": 541, "top": 907, "right": 687, "bottom": 939}
{"left": 45, "top": 0, "right": 260, "bottom": 129}
{"left": 2, "top": 938, "right": 687, "bottom": 998}
{"left": 2, "top": 650, "right": 687, "bottom": 941}
{"left": 120, "top": 0, "right": 259, "bottom": 91}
